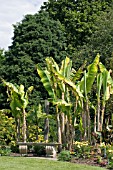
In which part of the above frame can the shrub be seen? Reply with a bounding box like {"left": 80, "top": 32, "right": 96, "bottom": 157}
{"left": 0, "top": 146, "right": 11, "bottom": 156}
{"left": 73, "top": 141, "right": 91, "bottom": 158}
{"left": 58, "top": 150, "right": 72, "bottom": 162}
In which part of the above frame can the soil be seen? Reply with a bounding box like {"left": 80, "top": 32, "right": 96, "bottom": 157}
{"left": 71, "top": 157, "right": 108, "bottom": 169}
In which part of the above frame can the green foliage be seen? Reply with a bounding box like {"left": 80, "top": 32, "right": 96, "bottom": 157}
{"left": 33, "top": 145, "right": 46, "bottom": 156}
{"left": 0, "top": 11, "right": 69, "bottom": 110}
{"left": 58, "top": 150, "right": 72, "bottom": 162}
{"left": 0, "top": 109, "right": 15, "bottom": 145}
{"left": 73, "top": 141, "right": 91, "bottom": 158}
{"left": 0, "top": 146, "right": 11, "bottom": 156}
{"left": 76, "top": 9, "right": 113, "bottom": 69}
{"left": 41, "top": 0, "right": 111, "bottom": 47}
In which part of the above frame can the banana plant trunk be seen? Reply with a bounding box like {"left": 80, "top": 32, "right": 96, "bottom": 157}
{"left": 23, "top": 108, "right": 27, "bottom": 143}
{"left": 61, "top": 92, "right": 66, "bottom": 145}
{"left": 94, "top": 109, "right": 97, "bottom": 133}
{"left": 82, "top": 106, "right": 87, "bottom": 141}
{"left": 100, "top": 102, "right": 105, "bottom": 132}
{"left": 44, "top": 100, "right": 49, "bottom": 141}
{"left": 56, "top": 106, "right": 62, "bottom": 151}
{"left": 68, "top": 122, "right": 73, "bottom": 151}
{"left": 97, "top": 99, "right": 101, "bottom": 132}
{"left": 86, "top": 100, "right": 91, "bottom": 143}
{"left": 16, "top": 118, "right": 20, "bottom": 142}
{"left": 61, "top": 112, "right": 66, "bottom": 144}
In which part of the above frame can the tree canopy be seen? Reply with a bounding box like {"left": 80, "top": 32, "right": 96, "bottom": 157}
{"left": 0, "top": 11, "right": 69, "bottom": 109}
{"left": 41, "top": 0, "right": 112, "bottom": 47}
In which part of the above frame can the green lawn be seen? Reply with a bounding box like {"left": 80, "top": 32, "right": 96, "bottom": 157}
{"left": 0, "top": 157, "right": 106, "bottom": 170}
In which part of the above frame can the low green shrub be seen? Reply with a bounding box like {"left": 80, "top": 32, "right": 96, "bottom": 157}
{"left": 73, "top": 141, "right": 91, "bottom": 158}
{"left": 0, "top": 145, "right": 11, "bottom": 156}
{"left": 58, "top": 150, "right": 72, "bottom": 162}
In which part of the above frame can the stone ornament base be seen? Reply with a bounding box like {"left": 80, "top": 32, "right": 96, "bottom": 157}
{"left": 19, "top": 145, "right": 28, "bottom": 155}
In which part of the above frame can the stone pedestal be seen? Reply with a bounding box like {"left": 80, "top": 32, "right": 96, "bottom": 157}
{"left": 46, "top": 146, "right": 57, "bottom": 158}
{"left": 19, "top": 145, "right": 28, "bottom": 155}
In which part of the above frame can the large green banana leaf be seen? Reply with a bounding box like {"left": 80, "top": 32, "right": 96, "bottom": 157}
{"left": 37, "top": 64, "right": 55, "bottom": 99}
{"left": 102, "top": 70, "right": 111, "bottom": 101}
{"left": 2, "top": 80, "right": 23, "bottom": 117}
{"left": 71, "top": 61, "right": 86, "bottom": 83}
{"left": 99, "top": 62, "right": 113, "bottom": 95}
{"left": 60, "top": 57, "right": 72, "bottom": 78}
{"left": 45, "top": 57, "right": 62, "bottom": 97}
{"left": 2, "top": 79, "right": 19, "bottom": 93}
{"left": 78, "top": 54, "right": 100, "bottom": 94}
{"left": 2, "top": 79, "right": 33, "bottom": 113}
{"left": 46, "top": 57, "right": 59, "bottom": 73}
{"left": 51, "top": 68, "right": 83, "bottom": 98}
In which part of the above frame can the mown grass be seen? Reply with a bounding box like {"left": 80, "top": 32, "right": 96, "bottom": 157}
{"left": 0, "top": 157, "right": 106, "bottom": 170}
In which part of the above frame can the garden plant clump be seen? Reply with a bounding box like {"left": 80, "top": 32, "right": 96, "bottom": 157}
{"left": 0, "top": 145, "right": 11, "bottom": 156}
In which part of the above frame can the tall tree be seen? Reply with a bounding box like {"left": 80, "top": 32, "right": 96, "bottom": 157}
{"left": 76, "top": 8, "right": 113, "bottom": 69}
{"left": 41, "top": 0, "right": 111, "bottom": 47}
{"left": 0, "top": 11, "right": 69, "bottom": 109}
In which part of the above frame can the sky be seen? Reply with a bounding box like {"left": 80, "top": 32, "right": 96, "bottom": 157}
{"left": 0, "top": 0, "right": 48, "bottom": 50}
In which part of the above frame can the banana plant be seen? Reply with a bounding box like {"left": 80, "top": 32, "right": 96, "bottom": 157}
{"left": 37, "top": 59, "right": 62, "bottom": 145}
{"left": 76, "top": 54, "right": 100, "bottom": 142}
{"left": 46, "top": 57, "right": 85, "bottom": 147}
{"left": 37, "top": 57, "right": 84, "bottom": 149}
{"left": 100, "top": 70, "right": 112, "bottom": 132}
{"left": 2, "top": 79, "right": 33, "bottom": 142}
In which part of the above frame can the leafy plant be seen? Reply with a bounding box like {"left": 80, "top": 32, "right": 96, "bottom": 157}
{"left": 58, "top": 150, "right": 72, "bottom": 162}
{"left": 0, "top": 146, "right": 11, "bottom": 156}
{"left": 73, "top": 141, "right": 91, "bottom": 158}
